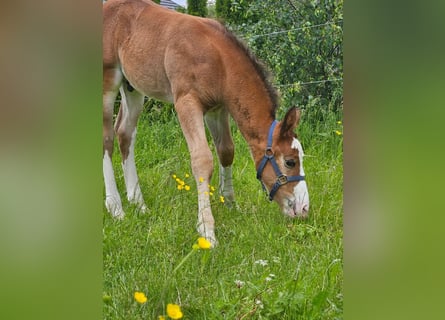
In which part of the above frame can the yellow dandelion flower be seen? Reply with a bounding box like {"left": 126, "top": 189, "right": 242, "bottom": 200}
{"left": 197, "top": 237, "right": 212, "bottom": 249}
{"left": 337, "top": 121, "right": 342, "bottom": 125}
{"left": 220, "top": 196, "right": 225, "bottom": 203}
{"left": 185, "top": 185, "right": 191, "bottom": 191}
{"left": 158, "top": 316, "right": 166, "bottom": 320}
{"left": 166, "top": 303, "right": 183, "bottom": 319}
{"left": 335, "top": 130, "right": 342, "bottom": 136}
{"left": 199, "top": 177, "right": 204, "bottom": 183}
{"left": 185, "top": 173, "right": 190, "bottom": 178}
{"left": 172, "top": 174, "right": 177, "bottom": 179}
{"left": 210, "top": 186, "right": 216, "bottom": 192}
{"left": 209, "top": 192, "right": 214, "bottom": 196}
{"left": 175, "top": 178, "right": 181, "bottom": 183}
{"left": 134, "top": 291, "right": 147, "bottom": 304}
{"left": 177, "top": 184, "right": 184, "bottom": 190}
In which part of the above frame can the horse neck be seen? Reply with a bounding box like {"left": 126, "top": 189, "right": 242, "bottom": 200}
{"left": 215, "top": 38, "right": 278, "bottom": 165}
{"left": 225, "top": 86, "right": 276, "bottom": 167}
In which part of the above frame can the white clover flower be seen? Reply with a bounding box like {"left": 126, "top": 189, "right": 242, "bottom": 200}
{"left": 255, "top": 299, "right": 264, "bottom": 309}
{"left": 234, "top": 280, "right": 245, "bottom": 288}
{"left": 254, "top": 259, "right": 268, "bottom": 266}
{"left": 265, "top": 273, "right": 276, "bottom": 282}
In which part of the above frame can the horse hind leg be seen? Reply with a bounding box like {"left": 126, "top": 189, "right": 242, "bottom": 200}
{"left": 205, "top": 108, "right": 236, "bottom": 206}
{"left": 103, "top": 68, "right": 125, "bottom": 218}
{"left": 115, "top": 82, "right": 147, "bottom": 212}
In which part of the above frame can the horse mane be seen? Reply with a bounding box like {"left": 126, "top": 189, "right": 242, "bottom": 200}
{"left": 214, "top": 22, "right": 279, "bottom": 118}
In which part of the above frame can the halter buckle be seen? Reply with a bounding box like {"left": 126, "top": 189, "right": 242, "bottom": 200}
{"left": 277, "top": 174, "right": 288, "bottom": 185}
{"left": 265, "top": 147, "right": 274, "bottom": 158}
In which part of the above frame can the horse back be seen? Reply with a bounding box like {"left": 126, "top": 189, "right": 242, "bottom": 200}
{"left": 104, "top": 0, "right": 231, "bottom": 106}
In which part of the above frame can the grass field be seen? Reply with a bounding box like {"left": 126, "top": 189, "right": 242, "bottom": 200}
{"left": 103, "top": 105, "right": 343, "bottom": 319}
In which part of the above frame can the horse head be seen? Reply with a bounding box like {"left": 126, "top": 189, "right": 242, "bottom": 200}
{"left": 256, "top": 108, "right": 310, "bottom": 218}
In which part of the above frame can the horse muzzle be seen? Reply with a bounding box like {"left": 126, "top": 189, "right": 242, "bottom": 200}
{"left": 293, "top": 201, "right": 310, "bottom": 217}
{"left": 282, "top": 181, "right": 310, "bottom": 218}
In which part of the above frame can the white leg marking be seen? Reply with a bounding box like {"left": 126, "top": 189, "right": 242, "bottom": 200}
{"left": 122, "top": 128, "right": 147, "bottom": 212}
{"left": 103, "top": 150, "right": 125, "bottom": 219}
{"left": 196, "top": 178, "right": 217, "bottom": 247}
{"left": 219, "top": 165, "right": 235, "bottom": 203}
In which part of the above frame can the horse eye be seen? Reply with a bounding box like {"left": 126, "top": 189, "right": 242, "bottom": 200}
{"left": 284, "top": 159, "right": 296, "bottom": 169}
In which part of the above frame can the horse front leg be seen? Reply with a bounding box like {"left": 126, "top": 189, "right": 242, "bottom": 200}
{"left": 175, "top": 95, "right": 217, "bottom": 247}
{"left": 205, "top": 108, "right": 235, "bottom": 207}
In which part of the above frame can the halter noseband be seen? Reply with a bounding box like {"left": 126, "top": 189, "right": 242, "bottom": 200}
{"left": 256, "top": 120, "right": 305, "bottom": 201}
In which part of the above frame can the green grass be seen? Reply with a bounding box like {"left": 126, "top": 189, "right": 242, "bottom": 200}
{"left": 103, "top": 106, "right": 343, "bottom": 319}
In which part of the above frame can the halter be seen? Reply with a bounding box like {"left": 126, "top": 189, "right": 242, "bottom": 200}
{"left": 256, "top": 120, "right": 305, "bottom": 201}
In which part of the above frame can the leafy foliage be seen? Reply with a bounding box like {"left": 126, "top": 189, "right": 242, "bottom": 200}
{"left": 216, "top": 0, "right": 257, "bottom": 24}
{"left": 187, "top": 0, "right": 208, "bottom": 17}
{"left": 225, "top": 0, "right": 343, "bottom": 122}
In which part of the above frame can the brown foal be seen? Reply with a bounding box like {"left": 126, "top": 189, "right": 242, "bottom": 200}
{"left": 103, "top": 0, "right": 309, "bottom": 246}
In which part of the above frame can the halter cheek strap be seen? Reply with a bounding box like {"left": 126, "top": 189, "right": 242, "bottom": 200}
{"left": 256, "top": 120, "right": 305, "bottom": 201}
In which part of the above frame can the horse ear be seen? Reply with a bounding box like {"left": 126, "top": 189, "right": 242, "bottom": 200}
{"left": 279, "top": 107, "right": 301, "bottom": 139}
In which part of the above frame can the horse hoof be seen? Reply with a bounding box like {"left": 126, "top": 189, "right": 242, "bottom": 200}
{"left": 105, "top": 199, "right": 125, "bottom": 219}
{"left": 209, "top": 237, "right": 218, "bottom": 248}
{"left": 138, "top": 203, "right": 148, "bottom": 214}
{"left": 112, "top": 209, "right": 125, "bottom": 220}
